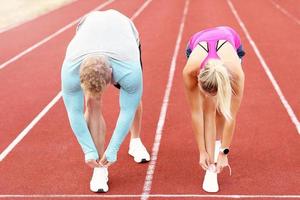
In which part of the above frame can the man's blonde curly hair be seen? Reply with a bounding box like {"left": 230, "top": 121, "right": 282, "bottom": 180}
{"left": 79, "top": 55, "right": 111, "bottom": 97}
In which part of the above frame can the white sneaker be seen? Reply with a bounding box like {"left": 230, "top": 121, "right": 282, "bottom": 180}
{"left": 128, "top": 138, "right": 150, "bottom": 163}
{"left": 90, "top": 167, "right": 109, "bottom": 193}
{"left": 202, "top": 164, "right": 219, "bottom": 193}
{"left": 214, "top": 140, "right": 221, "bottom": 163}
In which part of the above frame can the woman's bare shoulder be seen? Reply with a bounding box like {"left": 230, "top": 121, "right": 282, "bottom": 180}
{"left": 184, "top": 45, "right": 207, "bottom": 73}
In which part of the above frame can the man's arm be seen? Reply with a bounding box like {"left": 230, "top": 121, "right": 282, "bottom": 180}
{"left": 105, "top": 66, "right": 143, "bottom": 162}
{"left": 61, "top": 65, "right": 99, "bottom": 162}
{"left": 62, "top": 90, "right": 99, "bottom": 161}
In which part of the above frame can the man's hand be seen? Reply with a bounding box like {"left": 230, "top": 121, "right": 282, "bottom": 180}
{"left": 85, "top": 159, "right": 102, "bottom": 168}
{"left": 99, "top": 155, "right": 113, "bottom": 168}
{"left": 216, "top": 153, "right": 229, "bottom": 173}
{"left": 199, "top": 151, "right": 211, "bottom": 170}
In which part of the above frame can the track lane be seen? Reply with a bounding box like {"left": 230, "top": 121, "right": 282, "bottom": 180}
{"left": 1, "top": 0, "right": 299, "bottom": 197}
{"left": 0, "top": 0, "right": 110, "bottom": 64}
{"left": 0, "top": 0, "right": 187, "bottom": 195}
{"left": 149, "top": 0, "right": 300, "bottom": 195}
{"left": 271, "top": 0, "right": 300, "bottom": 20}
{"left": 0, "top": 0, "right": 143, "bottom": 155}
{"left": 231, "top": 0, "right": 300, "bottom": 122}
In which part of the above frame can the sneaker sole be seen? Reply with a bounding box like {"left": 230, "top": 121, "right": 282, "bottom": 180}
{"left": 128, "top": 151, "right": 150, "bottom": 163}
{"left": 90, "top": 187, "right": 109, "bottom": 193}
{"left": 96, "top": 189, "right": 107, "bottom": 193}
{"left": 140, "top": 158, "right": 149, "bottom": 163}
{"left": 203, "top": 188, "right": 219, "bottom": 193}
{"left": 90, "top": 180, "right": 109, "bottom": 193}
{"left": 91, "top": 186, "right": 109, "bottom": 193}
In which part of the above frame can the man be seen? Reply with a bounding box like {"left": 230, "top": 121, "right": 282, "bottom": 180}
{"left": 61, "top": 9, "right": 150, "bottom": 193}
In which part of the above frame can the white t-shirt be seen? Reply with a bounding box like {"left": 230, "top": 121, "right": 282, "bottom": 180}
{"left": 65, "top": 10, "right": 140, "bottom": 62}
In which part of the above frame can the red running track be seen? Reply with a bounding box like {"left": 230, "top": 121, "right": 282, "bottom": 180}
{"left": 0, "top": 0, "right": 299, "bottom": 199}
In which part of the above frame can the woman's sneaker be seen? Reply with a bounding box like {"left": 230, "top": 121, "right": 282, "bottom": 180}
{"left": 90, "top": 167, "right": 109, "bottom": 193}
{"left": 202, "top": 164, "right": 219, "bottom": 193}
{"left": 128, "top": 138, "right": 150, "bottom": 163}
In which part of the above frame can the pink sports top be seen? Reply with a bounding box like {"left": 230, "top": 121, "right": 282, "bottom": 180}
{"left": 187, "top": 26, "right": 242, "bottom": 69}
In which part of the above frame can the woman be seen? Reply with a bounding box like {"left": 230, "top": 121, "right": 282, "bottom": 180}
{"left": 61, "top": 10, "right": 150, "bottom": 193}
{"left": 182, "top": 26, "right": 245, "bottom": 192}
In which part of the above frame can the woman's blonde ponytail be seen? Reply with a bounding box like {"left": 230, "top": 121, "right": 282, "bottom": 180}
{"left": 198, "top": 59, "right": 232, "bottom": 121}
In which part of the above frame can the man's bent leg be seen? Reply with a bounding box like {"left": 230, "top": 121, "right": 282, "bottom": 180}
{"left": 129, "top": 101, "right": 150, "bottom": 163}
{"left": 130, "top": 102, "right": 142, "bottom": 138}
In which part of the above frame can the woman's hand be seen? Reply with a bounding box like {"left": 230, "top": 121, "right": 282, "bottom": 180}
{"left": 85, "top": 159, "right": 102, "bottom": 168}
{"left": 216, "top": 153, "right": 229, "bottom": 173}
{"left": 199, "top": 151, "right": 211, "bottom": 170}
{"left": 99, "top": 155, "right": 113, "bottom": 168}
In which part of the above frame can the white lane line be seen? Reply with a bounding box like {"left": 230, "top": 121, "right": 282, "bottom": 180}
{"left": 140, "top": 0, "right": 190, "bottom": 199}
{"left": 269, "top": 0, "right": 300, "bottom": 25}
{"left": 227, "top": 0, "right": 300, "bottom": 135}
{"left": 0, "top": 0, "right": 116, "bottom": 70}
{"left": 0, "top": 92, "right": 62, "bottom": 161}
{"left": 0, "top": 0, "right": 153, "bottom": 162}
{"left": 0, "top": 194, "right": 300, "bottom": 198}
{"left": 0, "top": 0, "right": 79, "bottom": 34}
{"left": 131, "top": 0, "right": 152, "bottom": 21}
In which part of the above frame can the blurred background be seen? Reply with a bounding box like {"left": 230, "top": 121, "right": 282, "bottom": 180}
{"left": 0, "top": 0, "right": 75, "bottom": 31}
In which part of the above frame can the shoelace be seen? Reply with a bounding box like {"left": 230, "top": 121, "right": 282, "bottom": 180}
{"left": 227, "top": 164, "right": 232, "bottom": 176}
{"left": 213, "top": 163, "right": 232, "bottom": 176}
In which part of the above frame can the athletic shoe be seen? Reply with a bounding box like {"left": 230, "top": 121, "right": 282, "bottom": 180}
{"left": 128, "top": 138, "right": 150, "bottom": 163}
{"left": 214, "top": 140, "right": 221, "bottom": 163}
{"left": 90, "top": 167, "right": 109, "bottom": 193}
{"left": 202, "top": 164, "right": 219, "bottom": 193}
{"left": 214, "top": 140, "right": 232, "bottom": 176}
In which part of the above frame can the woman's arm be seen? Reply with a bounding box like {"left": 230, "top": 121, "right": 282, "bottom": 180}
{"left": 221, "top": 73, "right": 244, "bottom": 149}
{"left": 183, "top": 63, "right": 215, "bottom": 170}
{"left": 182, "top": 45, "right": 209, "bottom": 153}
{"left": 182, "top": 64, "right": 206, "bottom": 153}
{"left": 203, "top": 95, "right": 218, "bottom": 162}
{"left": 216, "top": 73, "right": 244, "bottom": 173}
{"left": 221, "top": 64, "right": 245, "bottom": 148}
